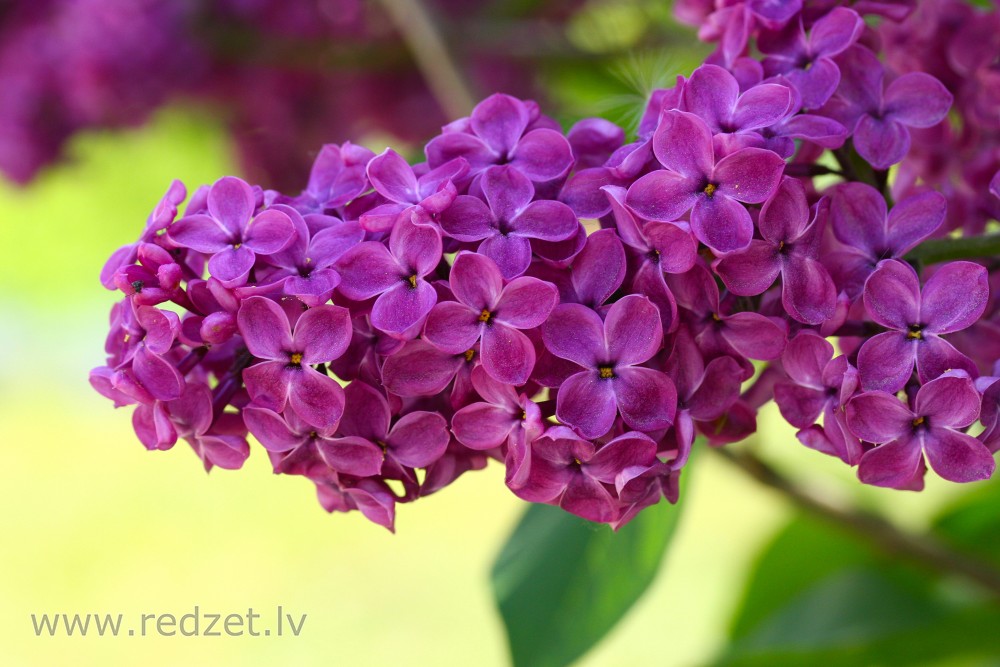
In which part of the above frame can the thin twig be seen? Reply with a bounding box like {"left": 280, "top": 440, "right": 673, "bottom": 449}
{"left": 376, "top": 0, "right": 476, "bottom": 119}
{"left": 714, "top": 446, "right": 1000, "bottom": 598}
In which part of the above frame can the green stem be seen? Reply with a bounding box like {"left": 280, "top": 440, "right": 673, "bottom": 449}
{"left": 905, "top": 233, "right": 1000, "bottom": 265}
{"left": 714, "top": 447, "right": 1000, "bottom": 598}
{"left": 375, "top": 0, "right": 476, "bottom": 119}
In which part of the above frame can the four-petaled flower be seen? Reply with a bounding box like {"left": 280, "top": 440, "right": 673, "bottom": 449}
{"left": 543, "top": 295, "right": 677, "bottom": 438}
{"left": 424, "top": 252, "right": 558, "bottom": 385}
{"left": 238, "top": 296, "right": 352, "bottom": 429}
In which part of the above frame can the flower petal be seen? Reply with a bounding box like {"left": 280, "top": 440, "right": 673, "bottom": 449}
{"left": 452, "top": 402, "right": 517, "bottom": 449}
{"left": 605, "top": 295, "right": 663, "bottom": 366}
{"left": 482, "top": 323, "right": 536, "bottom": 386}
{"left": 387, "top": 411, "right": 450, "bottom": 468}
{"left": 613, "top": 367, "right": 677, "bottom": 432}
{"left": 316, "top": 436, "right": 384, "bottom": 477}
{"left": 920, "top": 261, "right": 989, "bottom": 334}
{"left": 854, "top": 116, "right": 910, "bottom": 170}
{"left": 371, "top": 281, "right": 438, "bottom": 334}
{"left": 653, "top": 110, "right": 714, "bottom": 179}
{"left": 207, "top": 176, "right": 254, "bottom": 234}
{"left": 884, "top": 72, "right": 952, "bottom": 128}
{"left": 367, "top": 148, "right": 419, "bottom": 204}
{"left": 691, "top": 195, "right": 754, "bottom": 254}
{"left": 714, "top": 147, "right": 785, "bottom": 203}
{"left": 625, "top": 170, "right": 699, "bottom": 223}
{"left": 423, "top": 301, "right": 482, "bottom": 354}
{"left": 495, "top": 281, "right": 558, "bottom": 332}
{"left": 511, "top": 200, "right": 579, "bottom": 241}
{"left": 862, "top": 259, "right": 919, "bottom": 330}
{"left": 556, "top": 371, "right": 618, "bottom": 439}
{"left": 294, "top": 304, "right": 353, "bottom": 364}
{"left": 846, "top": 391, "right": 913, "bottom": 443}
{"left": 288, "top": 367, "right": 345, "bottom": 430}
{"left": 915, "top": 374, "right": 981, "bottom": 429}
{"left": 542, "top": 303, "right": 605, "bottom": 367}
{"left": 335, "top": 242, "right": 404, "bottom": 300}
{"left": 244, "top": 406, "right": 304, "bottom": 452}
{"left": 243, "top": 209, "right": 294, "bottom": 255}
{"left": 857, "top": 331, "right": 916, "bottom": 393}
{"left": 922, "top": 429, "right": 995, "bottom": 483}
{"left": 857, "top": 437, "right": 924, "bottom": 488}
{"left": 237, "top": 296, "right": 292, "bottom": 361}
{"left": 511, "top": 129, "right": 574, "bottom": 181}
{"left": 449, "top": 251, "right": 503, "bottom": 310}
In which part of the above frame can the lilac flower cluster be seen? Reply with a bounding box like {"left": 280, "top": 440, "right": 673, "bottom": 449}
{"left": 94, "top": 1, "right": 1000, "bottom": 530}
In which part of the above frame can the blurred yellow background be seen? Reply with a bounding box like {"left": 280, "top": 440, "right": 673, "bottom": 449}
{"left": 0, "top": 108, "right": 960, "bottom": 667}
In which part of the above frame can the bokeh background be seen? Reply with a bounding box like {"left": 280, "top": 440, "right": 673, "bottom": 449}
{"left": 0, "top": 1, "right": 982, "bottom": 665}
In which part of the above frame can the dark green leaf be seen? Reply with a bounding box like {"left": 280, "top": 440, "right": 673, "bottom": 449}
{"left": 491, "top": 497, "right": 684, "bottom": 667}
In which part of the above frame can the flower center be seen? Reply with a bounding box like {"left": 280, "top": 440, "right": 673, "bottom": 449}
{"left": 912, "top": 415, "right": 926, "bottom": 428}
{"left": 478, "top": 309, "right": 493, "bottom": 323}
{"left": 131, "top": 280, "right": 144, "bottom": 293}
{"left": 703, "top": 183, "right": 717, "bottom": 197}
{"left": 647, "top": 249, "right": 661, "bottom": 264}
{"left": 598, "top": 365, "right": 615, "bottom": 379}
{"left": 464, "top": 349, "right": 476, "bottom": 362}
{"left": 407, "top": 274, "right": 418, "bottom": 288}
{"left": 906, "top": 324, "right": 924, "bottom": 340}
{"left": 289, "top": 352, "right": 304, "bottom": 366}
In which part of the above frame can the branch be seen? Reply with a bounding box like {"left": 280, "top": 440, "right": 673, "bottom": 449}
{"left": 905, "top": 233, "right": 1000, "bottom": 265}
{"left": 714, "top": 446, "right": 1000, "bottom": 598}
{"left": 375, "top": 0, "right": 476, "bottom": 119}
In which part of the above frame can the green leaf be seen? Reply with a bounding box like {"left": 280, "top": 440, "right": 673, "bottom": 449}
{"left": 933, "top": 481, "right": 1000, "bottom": 568}
{"left": 719, "top": 512, "right": 1000, "bottom": 667}
{"left": 728, "top": 516, "right": 878, "bottom": 640}
{"left": 491, "top": 497, "right": 684, "bottom": 667}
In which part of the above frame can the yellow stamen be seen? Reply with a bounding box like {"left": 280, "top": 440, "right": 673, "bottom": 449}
{"left": 711, "top": 312, "right": 722, "bottom": 322}
{"left": 598, "top": 366, "right": 614, "bottom": 379}
{"left": 289, "top": 352, "right": 304, "bottom": 365}
{"left": 704, "top": 183, "right": 717, "bottom": 197}
{"left": 912, "top": 416, "right": 925, "bottom": 427}
{"left": 478, "top": 309, "right": 492, "bottom": 323}
{"left": 407, "top": 275, "right": 418, "bottom": 288}
{"left": 464, "top": 349, "right": 475, "bottom": 362}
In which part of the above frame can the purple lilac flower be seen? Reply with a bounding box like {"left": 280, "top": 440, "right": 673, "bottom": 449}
{"left": 681, "top": 64, "right": 792, "bottom": 154}
{"left": 542, "top": 295, "right": 677, "bottom": 438}
{"left": 423, "top": 252, "right": 558, "bottom": 385}
{"left": 439, "top": 165, "right": 579, "bottom": 278}
{"left": 134, "top": 382, "right": 250, "bottom": 471}
{"left": 858, "top": 259, "right": 988, "bottom": 392}
{"left": 168, "top": 176, "right": 295, "bottom": 287}
{"left": 847, "top": 373, "right": 994, "bottom": 488}
{"left": 528, "top": 228, "right": 628, "bottom": 311}
{"left": 604, "top": 184, "right": 697, "bottom": 331}
{"left": 237, "top": 296, "right": 352, "bottom": 429}
{"left": 514, "top": 427, "right": 658, "bottom": 523}
{"left": 758, "top": 7, "right": 864, "bottom": 109}
{"left": 335, "top": 217, "right": 442, "bottom": 334}
{"left": 359, "top": 149, "right": 468, "bottom": 232}
{"left": 667, "top": 264, "right": 788, "bottom": 364}
{"left": 451, "top": 366, "right": 545, "bottom": 487}
{"left": 626, "top": 109, "right": 785, "bottom": 253}
{"left": 425, "top": 93, "right": 574, "bottom": 182}
{"left": 254, "top": 206, "right": 363, "bottom": 306}
{"left": 244, "top": 404, "right": 383, "bottom": 478}
{"left": 774, "top": 332, "right": 863, "bottom": 465}
{"left": 822, "top": 45, "right": 953, "bottom": 169}
{"left": 335, "top": 380, "right": 450, "bottom": 476}
{"left": 297, "top": 142, "right": 375, "bottom": 213}
{"left": 567, "top": 118, "right": 626, "bottom": 170}
{"left": 826, "top": 183, "right": 946, "bottom": 297}
{"left": 715, "top": 177, "right": 837, "bottom": 324}
{"left": 665, "top": 327, "right": 743, "bottom": 462}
